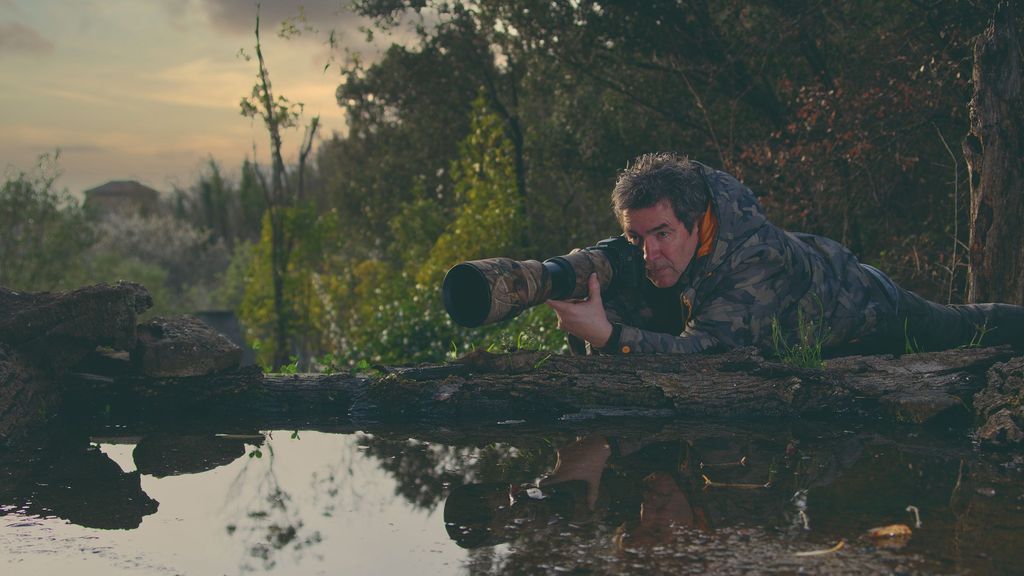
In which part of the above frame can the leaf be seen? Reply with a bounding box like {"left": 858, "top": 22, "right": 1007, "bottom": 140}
{"left": 866, "top": 524, "right": 912, "bottom": 538}
{"left": 866, "top": 524, "right": 912, "bottom": 549}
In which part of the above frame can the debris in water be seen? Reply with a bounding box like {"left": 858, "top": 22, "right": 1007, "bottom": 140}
{"left": 866, "top": 524, "right": 913, "bottom": 549}
{"left": 702, "top": 474, "right": 770, "bottom": 489}
{"left": 905, "top": 505, "right": 922, "bottom": 528}
{"left": 794, "top": 539, "right": 845, "bottom": 557}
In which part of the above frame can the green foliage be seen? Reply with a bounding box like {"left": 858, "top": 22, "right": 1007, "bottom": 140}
{"left": 325, "top": 98, "right": 566, "bottom": 365}
{"left": 172, "top": 159, "right": 266, "bottom": 248}
{"left": 420, "top": 94, "right": 524, "bottom": 285}
{"left": 235, "top": 206, "right": 345, "bottom": 369}
{"left": 770, "top": 311, "right": 828, "bottom": 370}
{"left": 276, "top": 356, "right": 299, "bottom": 374}
{"left": 1, "top": 154, "right": 236, "bottom": 317}
{"left": 0, "top": 154, "right": 95, "bottom": 291}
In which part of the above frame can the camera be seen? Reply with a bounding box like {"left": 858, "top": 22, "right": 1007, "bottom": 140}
{"left": 442, "top": 236, "right": 645, "bottom": 327}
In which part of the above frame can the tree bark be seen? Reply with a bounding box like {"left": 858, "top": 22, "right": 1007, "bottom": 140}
{"left": 964, "top": 2, "right": 1024, "bottom": 304}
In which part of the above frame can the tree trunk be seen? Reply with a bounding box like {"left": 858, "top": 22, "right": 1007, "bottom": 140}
{"left": 964, "top": 2, "right": 1024, "bottom": 304}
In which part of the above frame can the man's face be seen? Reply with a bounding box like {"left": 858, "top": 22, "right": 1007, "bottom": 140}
{"left": 621, "top": 199, "right": 700, "bottom": 288}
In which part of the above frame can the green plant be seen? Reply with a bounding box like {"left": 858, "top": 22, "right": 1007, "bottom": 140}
{"left": 277, "top": 356, "right": 299, "bottom": 374}
{"left": 316, "top": 352, "right": 346, "bottom": 374}
{"left": 904, "top": 318, "right": 924, "bottom": 354}
{"left": 963, "top": 322, "right": 994, "bottom": 349}
{"left": 770, "top": 309, "right": 828, "bottom": 369}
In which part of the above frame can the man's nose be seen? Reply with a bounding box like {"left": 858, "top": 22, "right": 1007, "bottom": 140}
{"left": 643, "top": 239, "right": 658, "bottom": 261}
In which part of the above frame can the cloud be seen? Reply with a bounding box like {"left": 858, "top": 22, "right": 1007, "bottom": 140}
{"left": 141, "top": 57, "right": 254, "bottom": 110}
{"left": 0, "top": 22, "right": 54, "bottom": 55}
{"left": 191, "top": 0, "right": 365, "bottom": 36}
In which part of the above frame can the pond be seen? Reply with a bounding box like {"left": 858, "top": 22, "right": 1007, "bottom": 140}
{"left": 1, "top": 418, "right": 1022, "bottom": 575}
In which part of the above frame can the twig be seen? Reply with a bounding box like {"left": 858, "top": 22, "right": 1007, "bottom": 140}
{"left": 700, "top": 456, "right": 748, "bottom": 469}
{"left": 702, "top": 474, "right": 771, "bottom": 490}
{"left": 906, "top": 505, "right": 922, "bottom": 529}
{"left": 933, "top": 122, "right": 960, "bottom": 304}
{"left": 794, "top": 539, "right": 846, "bottom": 557}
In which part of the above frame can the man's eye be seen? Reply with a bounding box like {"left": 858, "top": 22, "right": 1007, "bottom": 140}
{"left": 657, "top": 231, "right": 671, "bottom": 239}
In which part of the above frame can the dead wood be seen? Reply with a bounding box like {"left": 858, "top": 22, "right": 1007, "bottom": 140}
{"left": 63, "top": 346, "right": 1020, "bottom": 431}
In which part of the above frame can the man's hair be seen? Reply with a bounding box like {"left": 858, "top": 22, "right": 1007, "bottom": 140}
{"left": 611, "top": 152, "right": 709, "bottom": 232}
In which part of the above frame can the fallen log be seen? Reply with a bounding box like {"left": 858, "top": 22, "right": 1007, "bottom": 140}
{"left": 63, "top": 346, "right": 1020, "bottom": 431}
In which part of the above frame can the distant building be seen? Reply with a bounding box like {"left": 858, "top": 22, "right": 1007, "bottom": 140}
{"left": 83, "top": 180, "right": 162, "bottom": 218}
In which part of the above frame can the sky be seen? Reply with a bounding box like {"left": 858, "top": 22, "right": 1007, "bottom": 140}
{"left": 1, "top": 0, "right": 405, "bottom": 195}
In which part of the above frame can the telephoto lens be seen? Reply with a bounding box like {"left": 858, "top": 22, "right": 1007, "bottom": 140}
{"left": 442, "top": 236, "right": 643, "bottom": 327}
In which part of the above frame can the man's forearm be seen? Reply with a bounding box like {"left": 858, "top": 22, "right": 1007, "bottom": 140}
{"left": 601, "top": 324, "right": 719, "bottom": 354}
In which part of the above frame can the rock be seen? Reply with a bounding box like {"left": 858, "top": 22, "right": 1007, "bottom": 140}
{"left": 0, "top": 282, "right": 152, "bottom": 372}
{"left": 0, "top": 282, "right": 151, "bottom": 443}
{"left": 975, "top": 358, "right": 1024, "bottom": 447}
{"left": 0, "top": 282, "right": 152, "bottom": 348}
{"left": 879, "top": 391, "right": 970, "bottom": 426}
{"left": 133, "top": 315, "right": 242, "bottom": 377}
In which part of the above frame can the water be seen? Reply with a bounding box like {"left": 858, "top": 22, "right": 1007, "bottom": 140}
{"left": 1, "top": 419, "right": 1022, "bottom": 575}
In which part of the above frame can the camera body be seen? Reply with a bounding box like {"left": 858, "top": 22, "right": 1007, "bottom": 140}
{"left": 442, "top": 236, "right": 645, "bottom": 327}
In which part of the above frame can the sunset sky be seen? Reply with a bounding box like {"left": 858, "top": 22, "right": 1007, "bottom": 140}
{"left": 1, "top": 0, "right": 403, "bottom": 195}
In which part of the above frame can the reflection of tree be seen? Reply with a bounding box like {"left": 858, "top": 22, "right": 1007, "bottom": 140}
{"left": 357, "top": 433, "right": 559, "bottom": 512}
{"left": 224, "top": 435, "right": 322, "bottom": 572}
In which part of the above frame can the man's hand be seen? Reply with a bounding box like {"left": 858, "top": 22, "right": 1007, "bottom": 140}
{"left": 546, "top": 273, "right": 613, "bottom": 348}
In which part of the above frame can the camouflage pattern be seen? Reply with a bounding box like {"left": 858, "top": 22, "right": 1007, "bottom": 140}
{"left": 550, "top": 248, "right": 617, "bottom": 300}
{"left": 447, "top": 258, "right": 552, "bottom": 326}
{"left": 446, "top": 249, "right": 614, "bottom": 326}
{"left": 595, "top": 164, "right": 902, "bottom": 355}
{"left": 591, "top": 163, "right": 1024, "bottom": 355}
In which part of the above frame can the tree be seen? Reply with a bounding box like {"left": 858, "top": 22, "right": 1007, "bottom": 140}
{"left": 964, "top": 2, "right": 1024, "bottom": 304}
{"left": 239, "top": 8, "right": 321, "bottom": 369}
{"left": 0, "top": 154, "right": 94, "bottom": 291}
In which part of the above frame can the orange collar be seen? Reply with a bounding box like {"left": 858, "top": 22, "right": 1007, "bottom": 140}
{"left": 696, "top": 202, "right": 718, "bottom": 258}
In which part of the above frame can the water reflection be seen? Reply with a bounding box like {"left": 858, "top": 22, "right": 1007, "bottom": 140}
{"left": 0, "top": 433, "right": 157, "bottom": 529}
{"left": 0, "top": 421, "right": 1021, "bottom": 575}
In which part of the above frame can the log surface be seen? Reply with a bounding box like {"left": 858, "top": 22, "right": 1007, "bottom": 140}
{"left": 64, "top": 346, "right": 1020, "bottom": 430}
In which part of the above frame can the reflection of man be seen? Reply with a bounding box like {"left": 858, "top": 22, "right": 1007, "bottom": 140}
{"left": 549, "top": 152, "right": 1024, "bottom": 355}
{"left": 442, "top": 435, "right": 706, "bottom": 550}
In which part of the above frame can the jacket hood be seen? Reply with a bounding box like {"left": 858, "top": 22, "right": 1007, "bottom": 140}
{"left": 694, "top": 162, "right": 768, "bottom": 272}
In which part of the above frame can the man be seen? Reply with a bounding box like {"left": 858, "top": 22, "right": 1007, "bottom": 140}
{"left": 547, "top": 152, "right": 1023, "bottom": 356}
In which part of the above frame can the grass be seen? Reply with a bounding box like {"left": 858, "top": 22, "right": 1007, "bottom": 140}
{"left": 962, "top": 322, "right": 993, "bottom": 349}
{"left": 904, "top": 318, "right": 924, "bottom": 354}
{"left": 904, "top": 320, "right": 993, "bottom": 354}
{"left": 770, "top": 308, "right": 828, "bottom": 369}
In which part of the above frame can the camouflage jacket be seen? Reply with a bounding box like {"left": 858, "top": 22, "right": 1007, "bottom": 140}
{"left": 597, "top": 163, "right": 897, "bottom": 355}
